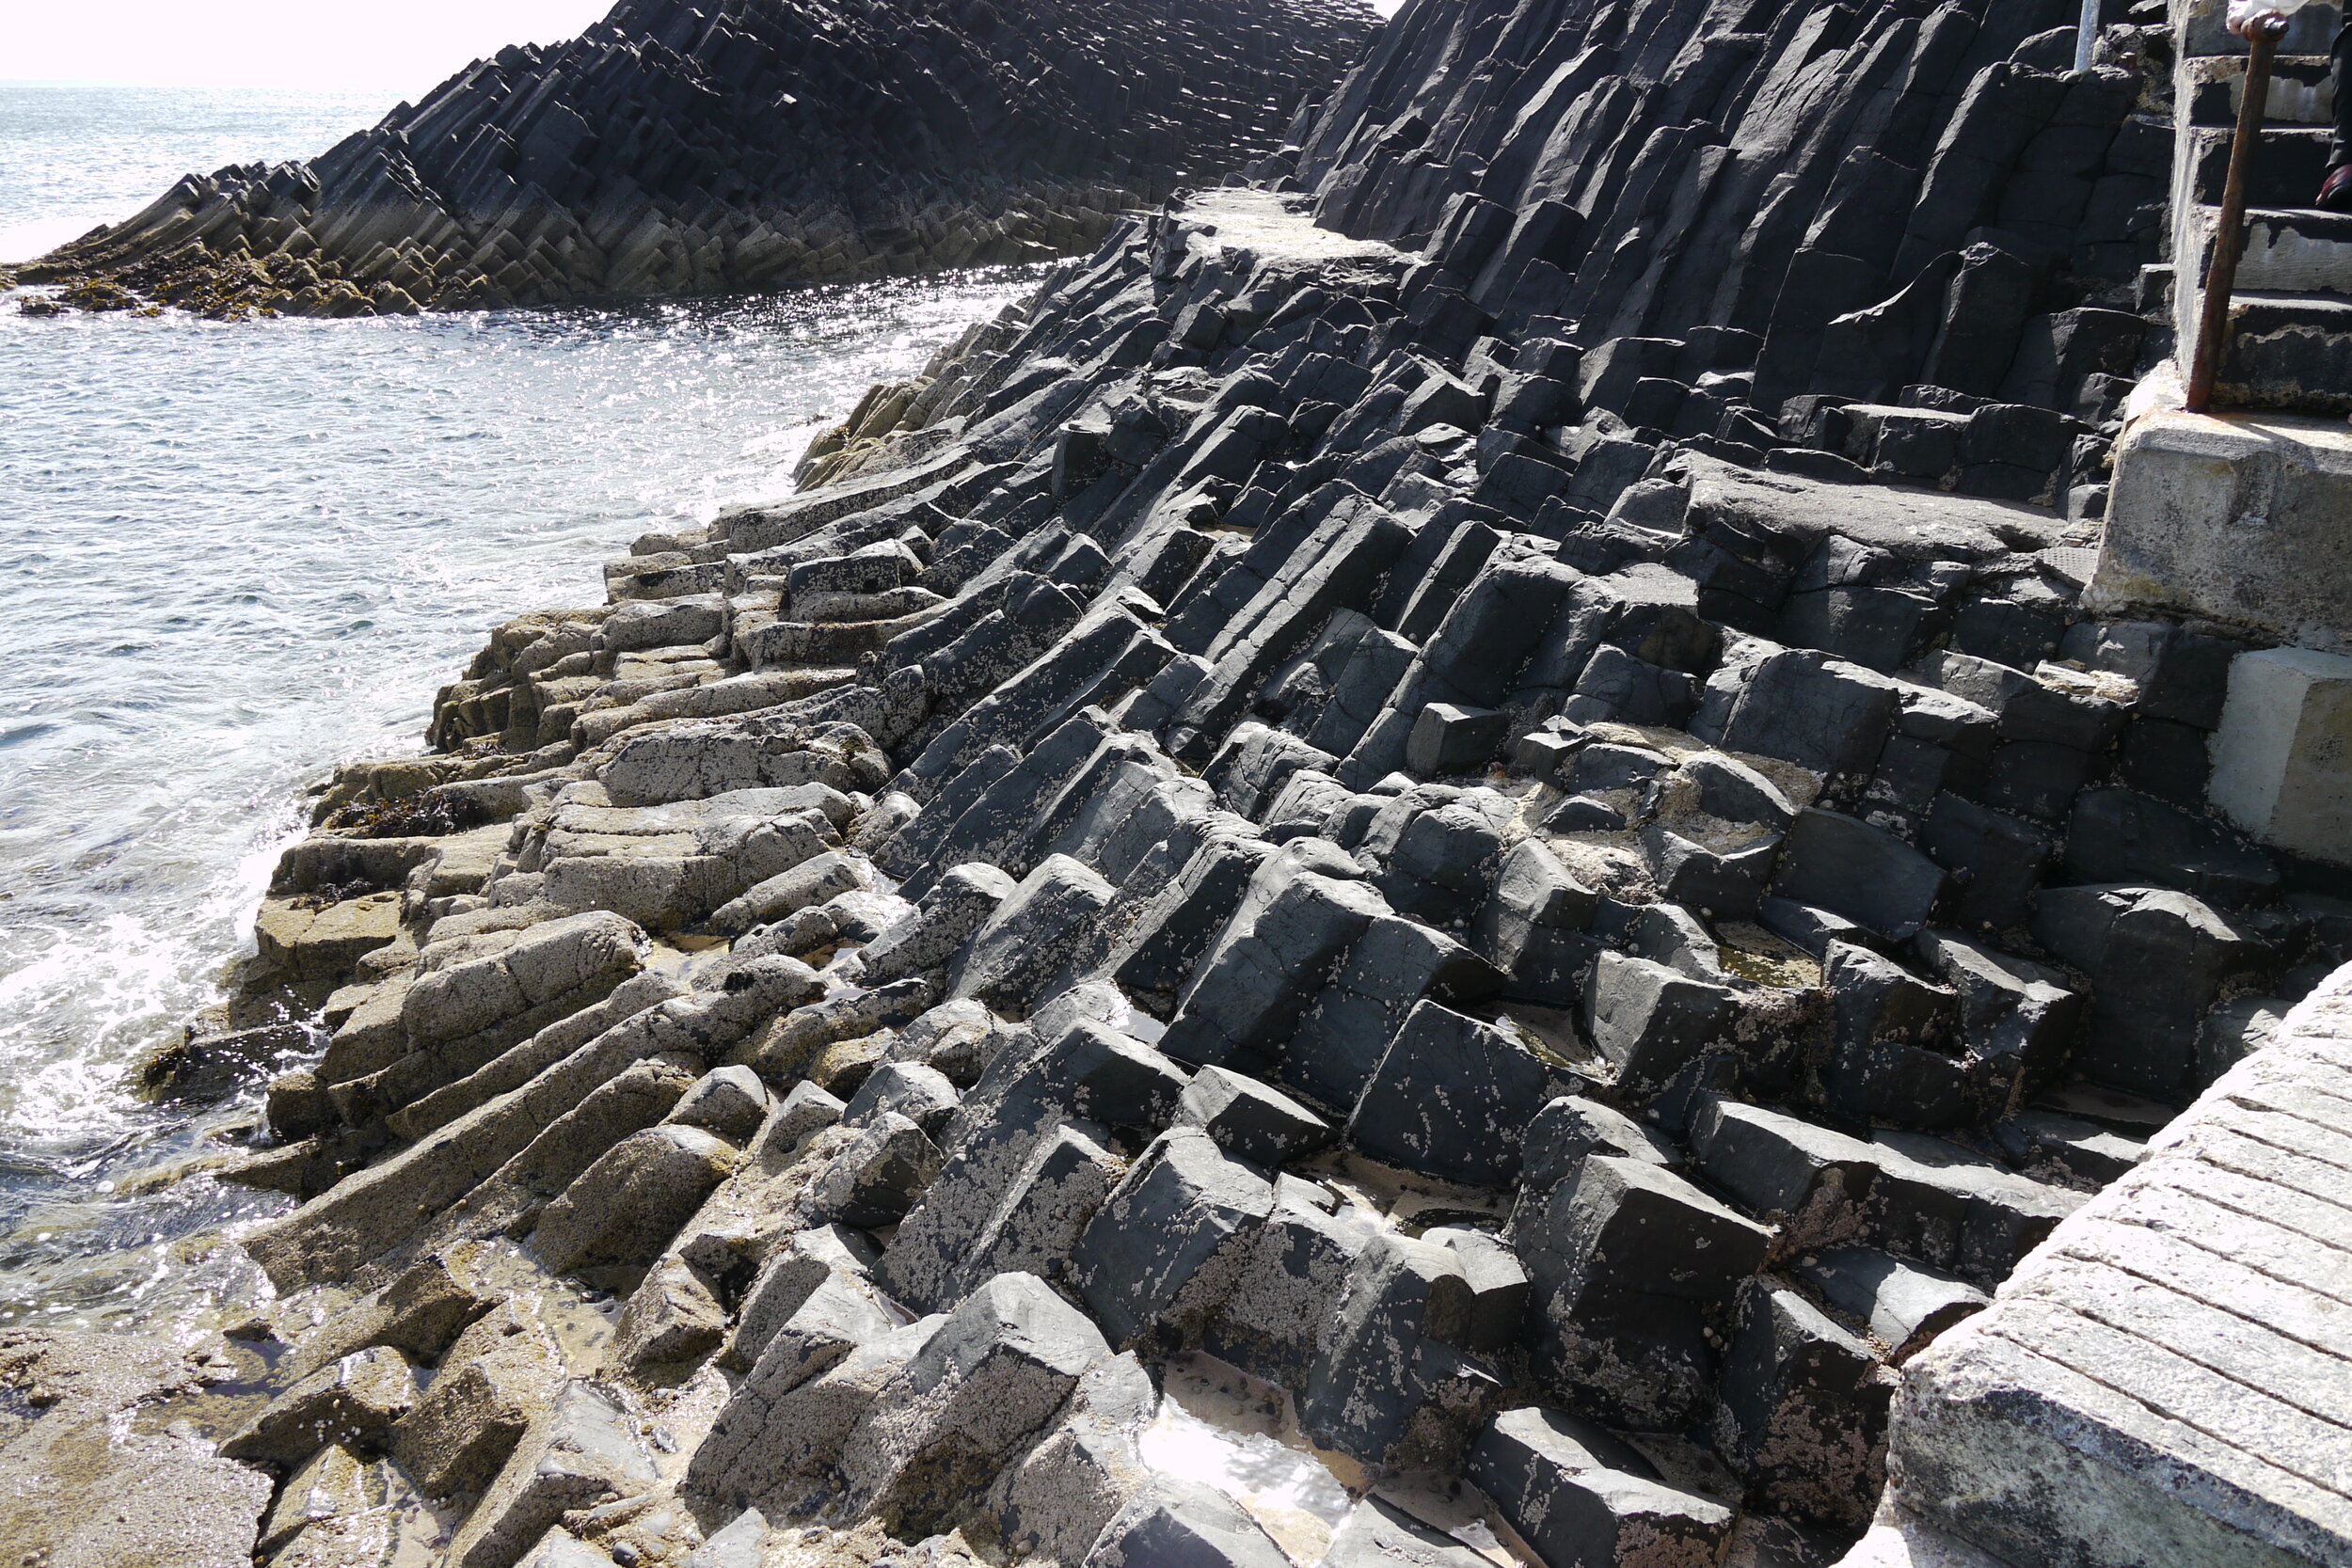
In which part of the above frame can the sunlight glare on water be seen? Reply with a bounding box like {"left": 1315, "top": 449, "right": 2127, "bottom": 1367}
{"left": 0, "top": 271, "right": 1035, "bottom": 1338}
{"left": 0, "top": 79, "right": 389, "bottom": 263}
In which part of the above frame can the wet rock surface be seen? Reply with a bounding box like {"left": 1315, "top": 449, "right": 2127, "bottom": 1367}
{"left": 0, "top": 1328, "right": 278, "bottom": 1568}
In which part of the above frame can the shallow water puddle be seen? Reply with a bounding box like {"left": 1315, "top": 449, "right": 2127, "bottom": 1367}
{"left": 1142, "top": 1354, "right": 1353, "bottom": 1562}
{"left": 1142, "top": 1352, "right": 1520, "bottom": 1566}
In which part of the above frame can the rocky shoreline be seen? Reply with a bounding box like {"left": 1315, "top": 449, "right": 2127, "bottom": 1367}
{"left": 6, "top": 0, "right": 1375, "bottom": 319}
{"left": 15, "top": 182, "right": 2333, "bottom": 1568}
{"left": 8, "top": 0, "right": 2350, "bottom": 1563}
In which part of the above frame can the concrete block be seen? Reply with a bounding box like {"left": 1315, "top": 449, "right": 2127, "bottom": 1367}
{"left": 1880, "top": 966, "right": 2352, "bottom": 1567}
{"left": 2209, "top": 646, "right": 2352, "bottom": 868}
{"left": 2092, "top": 405, "right": 2352, "bottom": 653}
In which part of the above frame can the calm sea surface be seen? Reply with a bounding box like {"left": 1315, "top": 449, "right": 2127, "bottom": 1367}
{"left": 0, "top": 80, "right": 1032, "bottom": 1337}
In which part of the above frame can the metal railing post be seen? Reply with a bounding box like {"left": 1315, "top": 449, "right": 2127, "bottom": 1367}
{"left": 2186, "top": 13, "right": 2288, "bottom": 412}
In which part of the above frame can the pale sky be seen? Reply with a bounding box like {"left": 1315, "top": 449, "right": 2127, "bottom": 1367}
{"left": 9, "top": 0, "right": 619, "bottom": 91}
{"left": 10, "top": 0, "right": 1405, "bottom": 93}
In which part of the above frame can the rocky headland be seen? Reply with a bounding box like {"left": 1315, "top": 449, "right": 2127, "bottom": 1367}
{"left": 11, "top": 0, "right": 2352, "bottom": 1565}
{"left": 7, "top": 0, "right": 1375, "bottom": 318}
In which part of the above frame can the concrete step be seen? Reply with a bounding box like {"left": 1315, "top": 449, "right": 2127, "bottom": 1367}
{"left": 2188, "top": 123, "right": 2336, "bottom": 209}
{"left": 2185, "top": 54, "right": 2338, "bottom": 128}
{"left": 2100, "top": 371, "right": 2352, "bottom": 641}
{"left": 2216, "top": 290, "right": 2352, "bottom": 410}
{"left": 2185, "top": 204, "right": 2352, "bottom": 292}
{"left": 2179, "top": 0, "right": 2342, "bottom": 58}
{"left": 1880, "top": 966, "right": 2352, "bottom": 1568}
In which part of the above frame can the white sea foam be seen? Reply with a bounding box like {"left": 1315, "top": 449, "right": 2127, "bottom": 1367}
{"left": 0, "top": 83, "right": 1034, "bottom": 1329}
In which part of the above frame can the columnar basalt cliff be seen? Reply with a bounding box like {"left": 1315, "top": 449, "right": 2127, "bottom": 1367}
{"left": 1271, "top": 0, "right": 2182, "bottom": 456}
{"left": 10, "top": 1, "right": 2352, "bottom": 1566}
{"left": 9, "top": 0, "right": 1375, "bottom": 318}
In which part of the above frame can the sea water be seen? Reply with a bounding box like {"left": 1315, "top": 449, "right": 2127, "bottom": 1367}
{"left": 0, "top": 80, "right": 1033, "bottom": 1337}
{"left": 0, "top": 80, "right": 392, "bottom": 265}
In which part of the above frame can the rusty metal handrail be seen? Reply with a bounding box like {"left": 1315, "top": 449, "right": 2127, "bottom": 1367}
{"left": 2185, "top": 13, "right": 2289, "bottom": 412}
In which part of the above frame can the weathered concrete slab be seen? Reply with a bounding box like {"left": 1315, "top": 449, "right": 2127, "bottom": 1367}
{"left": 2092, "top": 394, "right": 2352, "bottom": 653}
{"left": 2210, "top": 646, "right": 2352, "bottom": 868}
{"left": 1876, "top": 962, "right": 2352, "bottom": 1568}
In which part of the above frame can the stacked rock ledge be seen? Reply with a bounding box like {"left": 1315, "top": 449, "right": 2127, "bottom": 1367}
{"left": 21, "top": 0, "right": 2352, "bottom": 1563}
{"left": 11, "top": 0, "right": 1376, "bottom": 318}
{"left": 114, "top": 182, "right": 2350, "bottom": 1568}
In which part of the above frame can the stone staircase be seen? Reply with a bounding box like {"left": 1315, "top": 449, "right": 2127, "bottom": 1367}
{"left": 2086, "top": 0, "right": 2352, "bottom": 882}
{"left": 2089, "top": 0, "right": 2352, "bottom": 677}
{"left": 2170, "top": 0, "right": 2352, "bottom": 410}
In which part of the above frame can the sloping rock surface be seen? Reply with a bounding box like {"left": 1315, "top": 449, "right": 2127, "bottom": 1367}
{"left": 0, "top": 1329, "right": 275, "bottom": 1568}
{"left": 1268, "top": 0, "right": 2175, "bottom": 451}
{"left": 99, "top": 0, "right": 2352, "bottom": 1562}
{"left": 15, "top": 0, "right": 1374, "bottom": 316}
{"left": 198, "top": 179, "right": 2348, "bottom": 1568}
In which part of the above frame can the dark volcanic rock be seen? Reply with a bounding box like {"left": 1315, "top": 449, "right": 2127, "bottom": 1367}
{"left": 21, "top": 0, "right": 1375, "bottom": 317}
{"left": 158, "top": 0, "right": 2319, "bottom": 1550}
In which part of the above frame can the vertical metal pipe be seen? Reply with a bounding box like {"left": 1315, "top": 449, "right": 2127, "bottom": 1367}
{"left": 2075, "top": 0, "right": 2102, "bottom": 72}
{"left": 2185, "top": 17, "right": 2284, "bottom": 413}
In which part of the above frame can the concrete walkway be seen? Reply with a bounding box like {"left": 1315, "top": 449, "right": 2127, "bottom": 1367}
{"left": 1869, "top": 960, "right": 2352, "bottom": 1567}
